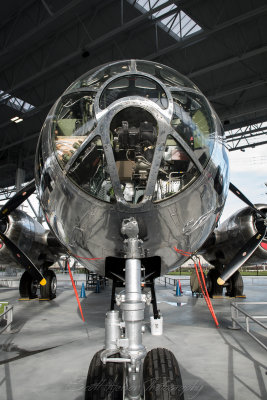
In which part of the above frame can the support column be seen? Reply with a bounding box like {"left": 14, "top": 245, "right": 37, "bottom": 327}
{"left": 15, "top": 153, "right": 25, "bottom": 193}
{"left": 15, "top": 167, "right": 25, "bottom": 192}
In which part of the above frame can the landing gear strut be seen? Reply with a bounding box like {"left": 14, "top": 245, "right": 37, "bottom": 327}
{"left": 85, "top": 218, "right": 184, "bottom": 399}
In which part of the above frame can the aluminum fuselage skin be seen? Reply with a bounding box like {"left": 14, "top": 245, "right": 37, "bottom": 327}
{"left": 35, "top": 62, "right": 229, "bottom": 276}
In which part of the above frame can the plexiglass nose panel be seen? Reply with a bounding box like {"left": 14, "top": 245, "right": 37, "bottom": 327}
{"left": 49, "top": 60, "right": 218, "bottom": 206}
{"left": 153, "top": 134, "right": 200, "bottom": 202}
{"left": 68, "top": 136, "right": 114, "bottom": 203}
{"left": 52, "top": 91, "right": 96, "bottom": 166}
{"left": 171, "top": 91, "right": 215, "bottom": 167}
{"left": 99, "top": 75, "right": 168, "bottom": 110}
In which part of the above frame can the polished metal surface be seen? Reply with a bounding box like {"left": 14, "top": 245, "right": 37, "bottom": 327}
{"left": 202, "top": 204, "right": 267, "bottom": 266}
{"left": 0, "top": 209, "right": 62, "bottom": 268}
{"left": 35, "top": 59, "right": 229, "bottom": 276}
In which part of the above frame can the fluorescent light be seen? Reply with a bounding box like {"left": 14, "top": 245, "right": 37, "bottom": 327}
{"left": 11, "top": 116, "right": 19, "bottom": 121}
{"left": 14, "top": 118, "right": 23, "bottom": 123}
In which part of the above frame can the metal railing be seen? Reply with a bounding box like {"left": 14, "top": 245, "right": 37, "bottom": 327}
{"left": 0, "top": 305, "right": 13, "bottom": 334}
{"left": 230, "top": 302, "right": 267, "bottom": 351}
{"left": 158, "top": 276, "right": 190, "bottom": 288}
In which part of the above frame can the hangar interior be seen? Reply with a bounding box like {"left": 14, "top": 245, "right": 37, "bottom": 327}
{"left": 0, "top": 1, "right": 267, "bottom": 400}
{"left": 0, "top": 0, "right": 267, "bottom": 192}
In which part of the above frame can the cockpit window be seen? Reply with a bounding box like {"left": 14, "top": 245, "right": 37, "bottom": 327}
{"left": 99, "top": 75, "right": 168, "bottom": 110}
{"left": 69, "top": 61, "right": 131, "bottom": 90}
{"left": 171, "top": 91, "right": 215, "bottom": 167}
{"left": 136, "top": 61, "right": 198, "bottom": 90}
{"left": 68, "top": 136, "right": 115, "bottom": 203}
{"left": 52, "top": 92, "right": 96, "bottom": 167}
{"left": 110, "top": 107, "right": 158, "bottom": 203}
{"left": 153, "top": 134, "right": 200, "bottom": 202}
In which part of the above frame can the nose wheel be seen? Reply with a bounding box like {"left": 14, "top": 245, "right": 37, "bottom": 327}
{"left": 86, "top": 347, "right": 184, "bottom": 399}
{"left": 85, "top": 350, "right": 123, "bottom": 400}
{"left": 143, "top": 348, "right": 184, "bottom": 400}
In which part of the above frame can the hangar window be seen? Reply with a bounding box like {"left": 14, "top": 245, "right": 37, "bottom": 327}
{"left": 52, "top": 91, "right": 96, "bottom": 167}
{"left": 171, "top": 91, "right": 215, "bottom": 167}
{"left": 153, "top": 134, "right": 200, "bottom": 202}
{"left": 0, "top": 89, "right": 35, "bottom": 113}
{"left": 68, "top": 136, "right": 115, "bottom": 203}
{"left": 128, "top": 1, "right": 202, "bottom": 41}
{"left": 99, "top": 75, "right": 168, "bottom": 109}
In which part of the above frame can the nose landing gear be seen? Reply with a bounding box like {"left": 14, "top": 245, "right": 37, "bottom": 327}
{"left": 85, "top": 218, "right": 184, "bottom": 399}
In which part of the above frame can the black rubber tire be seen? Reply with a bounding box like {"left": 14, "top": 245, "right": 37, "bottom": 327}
{"left": 206, "top": 268, "right": 223, "bottom": 298}
{"left": 85, "top": 350, "right": 123, "bottom": 400}
{"left": 19, "top": 271, "right": 38, "bottom": 299}
{"left": 40, "top": 270, "right": 57, "bottom": 300}
{"left": 225, "top": 271, "right": 244, "bottom": 297}
{"left": 143, "top": 348, "right": 184, "bottom": 400}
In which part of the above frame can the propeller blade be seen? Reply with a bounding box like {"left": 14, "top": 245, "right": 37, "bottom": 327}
{"left": 0, "top": 232, "right": 46, "bottom": 286}
{"left": 217, "top": 225, "right": 267, "bottom": 285}
{"left": 229, "top": 182, "right": 266, "bottom": 219}
{"left": 0, "top": 179, "right": 35, "bottom": 220}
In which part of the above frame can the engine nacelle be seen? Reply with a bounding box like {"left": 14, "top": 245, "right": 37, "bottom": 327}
{"left": 201, "top": 205, "right": 267, "bottom": 266}
{"left": 0, "top": 209, "right": 63, "bottom": 268}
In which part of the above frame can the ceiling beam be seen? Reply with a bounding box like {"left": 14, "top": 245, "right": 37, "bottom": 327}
{"left": 0, "top": 0, "right": 177, "bottom": 100}
{"left": 188, "top": 45, "right": 267, "bottom": 78}
{"left": 0, "top": 132, "right": 39, "bottom": 152}
{"left": 224, "top": 115, "right": 267, "bottom": 131}
{"left": 226, "top": 130, "right": 267, "bottom": 142}
{"left": 218, "top": 102, "right": 267, "bottom": 124}
{"left": 207, "top": 79, "right": 267, "bottom": 101}
{"left": 0, "top": 0, "right": 87, "bottom": 58}
{"left": 145, "top": 4, "right": 267, "bottom": 60}
{"left": 228, "top": 141, "right": 267, "bottom": 152}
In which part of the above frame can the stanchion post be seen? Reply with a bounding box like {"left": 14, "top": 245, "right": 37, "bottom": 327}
{"left": 4, "top": 306, "right": 13, "bottom": 333}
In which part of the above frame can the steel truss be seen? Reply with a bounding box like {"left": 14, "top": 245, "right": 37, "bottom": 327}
{"left": 225, "top": 122, "right": 267, "bottom": 152}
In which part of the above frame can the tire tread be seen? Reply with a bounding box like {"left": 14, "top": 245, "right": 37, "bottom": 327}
{"left": 143, "top": 348, "right": 184, "bottom": 400}
{"left": 85, "top": 350, "right": 123, "bottom": 400}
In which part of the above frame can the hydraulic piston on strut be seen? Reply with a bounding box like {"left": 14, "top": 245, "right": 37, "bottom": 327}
{"left": 101, "top": 217, "right": 147, "bottom": 399}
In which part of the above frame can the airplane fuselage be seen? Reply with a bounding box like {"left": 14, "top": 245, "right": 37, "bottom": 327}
{"left": 35, "top": 60, "right": 229, "bottom": 276}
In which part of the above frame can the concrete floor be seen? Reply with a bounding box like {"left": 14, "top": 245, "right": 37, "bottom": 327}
{"left": 0, "top": 277, "right": 267, "bottom": 400}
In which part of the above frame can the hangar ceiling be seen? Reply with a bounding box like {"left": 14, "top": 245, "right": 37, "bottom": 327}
{"left": 0, "top": 0, "right": 267, "bottom": 188}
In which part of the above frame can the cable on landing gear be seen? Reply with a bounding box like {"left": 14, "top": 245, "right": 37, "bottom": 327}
{"left": 194, "top": 258, "right": 219, "bottom": 328}
{"left": 174, "top": 246, "right": 219, "bottom": 327}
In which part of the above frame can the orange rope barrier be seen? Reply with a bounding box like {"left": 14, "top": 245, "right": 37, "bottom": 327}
{"left": 194, "top": 261, "right": 219, "bottom": 328}
{"left": 67, "top": 261, "right": 85, "bottom": 322}
{"left": 173, "top": 245, "right": 219, "bottom": 326}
